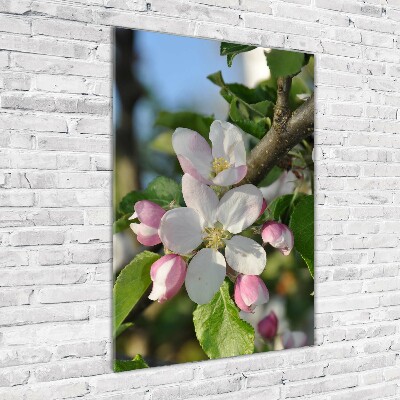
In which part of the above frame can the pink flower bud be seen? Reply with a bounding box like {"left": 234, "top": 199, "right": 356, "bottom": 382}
{"left": 234, "top": 274, "right": 269, "bottom": 313}
{"left": 261, "top": 221, "right": 294, "bottom": 256}
{"left": 259, "top": 198, "right": 268, "bottom": 217}
{"left": 257, "top": 311, "right": 278, "bottom": 340}
{"left": 130, "top": 200, "right": 166, "bottom": 246}
{"left": 148, "top": 254, "right": 186, "bottom": 303}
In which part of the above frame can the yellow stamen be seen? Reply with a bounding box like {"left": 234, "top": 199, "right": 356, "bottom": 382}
{"left": 212, "top": 157, "right": 230, "bottom": 176}
{"left": 203, "top": 226, "right": 230, "bottom": 250}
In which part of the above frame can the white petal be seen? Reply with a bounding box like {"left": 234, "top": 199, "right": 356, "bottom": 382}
{"left": 209, "top": 120, "right": 246, "bottom": 165}
{"left": 159, "top": 208, "right": 203, "bottom": 254}
{"left": 212, "top": 165, "right": 247, "bottom": 187}
{"left": 225, "top": 236, "right": 266, "bottom": 275}
{"left": 172, "top": 128, "right": 213, "bottom": 181}
{"left": 185, "top": 248, "right": 226, "bottom": 304}
{"left": 217, "top": 184, "right": 263, "bottom": 234}
{"left": 182, "top": 174, "right": 218, "bottom": 228}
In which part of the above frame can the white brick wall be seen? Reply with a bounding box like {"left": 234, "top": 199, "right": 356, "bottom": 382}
{"left": 0, "top": 0, "right": 399, "bottom": 398}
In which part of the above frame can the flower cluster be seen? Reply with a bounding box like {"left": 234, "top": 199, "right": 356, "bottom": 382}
{"left": 130, "top": 120, "right": 294, "bottom": 311}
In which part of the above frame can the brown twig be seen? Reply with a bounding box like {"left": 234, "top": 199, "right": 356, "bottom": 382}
{"left": 242, "top": 84, "right": 314, "bottom": 186}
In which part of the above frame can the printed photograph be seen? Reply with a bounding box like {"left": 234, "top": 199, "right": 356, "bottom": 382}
{"left": 113, "top": 28, "right": 315, "bottom": 371}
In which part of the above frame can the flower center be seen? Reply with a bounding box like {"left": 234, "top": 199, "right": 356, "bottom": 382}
{"left": 212, "top": 157, "right": 230, "bottom": 175}
{"left": 203, "top": 226, "right": 230, "bottom": 250}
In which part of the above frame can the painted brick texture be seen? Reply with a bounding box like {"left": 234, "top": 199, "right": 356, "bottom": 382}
{"left": 0, "top": 0, "right": 399, "bottom": 399}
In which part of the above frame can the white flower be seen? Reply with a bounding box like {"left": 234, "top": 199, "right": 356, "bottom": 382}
{"left": 172, "top": 120, "right": 247, "bottom": 187}
{"left": 158, "top": 174, "right": 267, "bottom": 304}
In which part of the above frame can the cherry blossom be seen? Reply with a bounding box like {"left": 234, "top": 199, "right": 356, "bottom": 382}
{"left": 172, "top": 120, "right": 247, "bottom": 187}
{"left": 148, "top": 254, "right": 186, "bottom": 303}
{"left": 158, "top": 174, "right": 266, "bottom": 304}
{"left": 261, "top": 221, "right": 294, "bottom": 256}
{"left": 130, "top": 200, "right": 165, "bottom": 246}
{"left": 234, "top": 274, "right": 269, "bottom": 313}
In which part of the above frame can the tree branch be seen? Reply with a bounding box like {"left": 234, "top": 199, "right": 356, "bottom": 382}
{"left": 242, "top": 90, "right": 314, "bottom": 186}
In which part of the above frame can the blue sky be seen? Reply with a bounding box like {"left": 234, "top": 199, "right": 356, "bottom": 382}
{"left": 114, "top": 30, "right": 246, "bottom": 142}
{"left": 136, "top": 30, "right": 244, "bottom": 116}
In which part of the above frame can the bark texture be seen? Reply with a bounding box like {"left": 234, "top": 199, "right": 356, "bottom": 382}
{"left": 243, "top": 87, "right": 314, "bottom": 186}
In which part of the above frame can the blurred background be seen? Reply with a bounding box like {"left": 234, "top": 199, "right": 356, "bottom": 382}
{"left": 114, "top": 28, "right": 314, "bottom": 366}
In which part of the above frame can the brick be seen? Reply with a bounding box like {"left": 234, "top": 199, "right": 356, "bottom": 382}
{"left": 0, "top": 15, "right": 31, "bottom": 35}
{"left": 0, "top": 368, "right": 30, "bottom": 387}
{"left": 0, "top": 303, "right": 89, "bottom": 327}
{"left": 10, "top": 230, "right": 65, "bottom": 246}
{"left": 0, "top": 288, "right": 32, "bottom": 307}
{"left": 0, "top": 267, "right": 88, "bottom": 287}
{"left": 0, "top": 0, "right": 31, "bottom": 14}
{"left": 11, "top": 52, "right": 109, "bottom": 78}
{"left": 37, "top": 284, "right": 109, "bottom": 304}
{"left": 32, "top": 19, "right": 110, "bottom": 43}
{"left": 33, "top": 358, "right": 110, "bottom": 382}
{"left": 55, "top": 340, "right": 107, "bottom": 359}
{"left": 0, "top": 33, "right": 93, "bottom": 59}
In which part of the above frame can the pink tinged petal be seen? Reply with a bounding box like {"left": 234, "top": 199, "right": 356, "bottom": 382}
{"left": 282, "top": 331, "right": 307, "bottom": 349}
{"left": 234, "top": 282, "right": 253, "bottom": 313}
{"left": 217, "top": 184, "right": 264, "bottom": 234}
{"left": 131, "top": 223, "right": 161, "bottom": 246}
{"left": 257, "top": 311, "right": 278, "bottom": 340}
{"left": 148, "top": 254, "right": 186, "bottom": 303}
{"left": 134, "top": 200, "right": 166, "bottom": 229}
{"left": 182, "top": 174, "right": 218, "bottom": 228}
{"left": 261, "top": 222, "right": 294, "bottom": 256}
{"left": 234, "top": 274, "right": 269, "bottom": 313}
{"left": 185, "top": 248, "right": 226, "bottom": 305}
{"left": 259, "top": 199, "right": 267, "bottom": 217}
{"left": 177, "top": 155, "right": 212, "bottom": 185}
{"left": 212, "top": 165, "right": 247, "bottom": 187}
{"left": 235, "top": 275, "right": 269, "bottom": 312}
{"left": 172, "top": 128, "right": 213, "bottom": 182}
{"left": 209, "top": 120, "right": 246, "bottom": 166}
{"left": 225, "top": 235, "right": 266, "bottom": 275}
{"left": 158, "top": 208, "right": 203, "bottom": 255}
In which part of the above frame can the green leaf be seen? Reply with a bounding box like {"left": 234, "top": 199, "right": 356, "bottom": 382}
{"left": 113, "top": 251, "right": 160, "bottom": 334}
{"left": 193, "top": 280, "right": 255, "bottom": 359}
{"left": 150, "top": 131, "right": 175, "bottom": 155}
{"left": 155, "top": 111, "right": 214, "bottom": 138}
{"left": 115, "top": 322, "right": 134, "bottom": 338}
{"left": 207, "top": 71, "right": 226, "bottom": 87}
{"left": 258, "top": 166, "right": 283, "bottom": 187}
{"left": 116, "top": 176, "right": 182, "bottom": 219}
{"left": 114, "top": 355, "right": 148, "bottom": 372}
{"left": 220, "top": 42, "right": 257, "bottom": 67}
{"left": 207, "top": 72, "right": 274, "bottom": 118}
{"left": 233, "top": 119, "right": 266, "bottom": 139}
{"left": 113, "top": 214, "right": 132, "bottom": 234}
{"left": 250, "top": 100, "right": 274, "bottom": 117}
{"left": 118, "top": 191, "right": 147, "bottom": 217}
{"left": 289, "top": 195, "right": 314, "bottom": 278}
{"left": 229, "top": 99, "right": 267, "bottom": 139}
{"left": 266, "top": 49, "right": 306, "bottom": 77}
{"left": 268, "top": 194, "right": 294, "bottom": 221}
{"left": 145, "top": 176, "right": 182, "bottom": 208}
